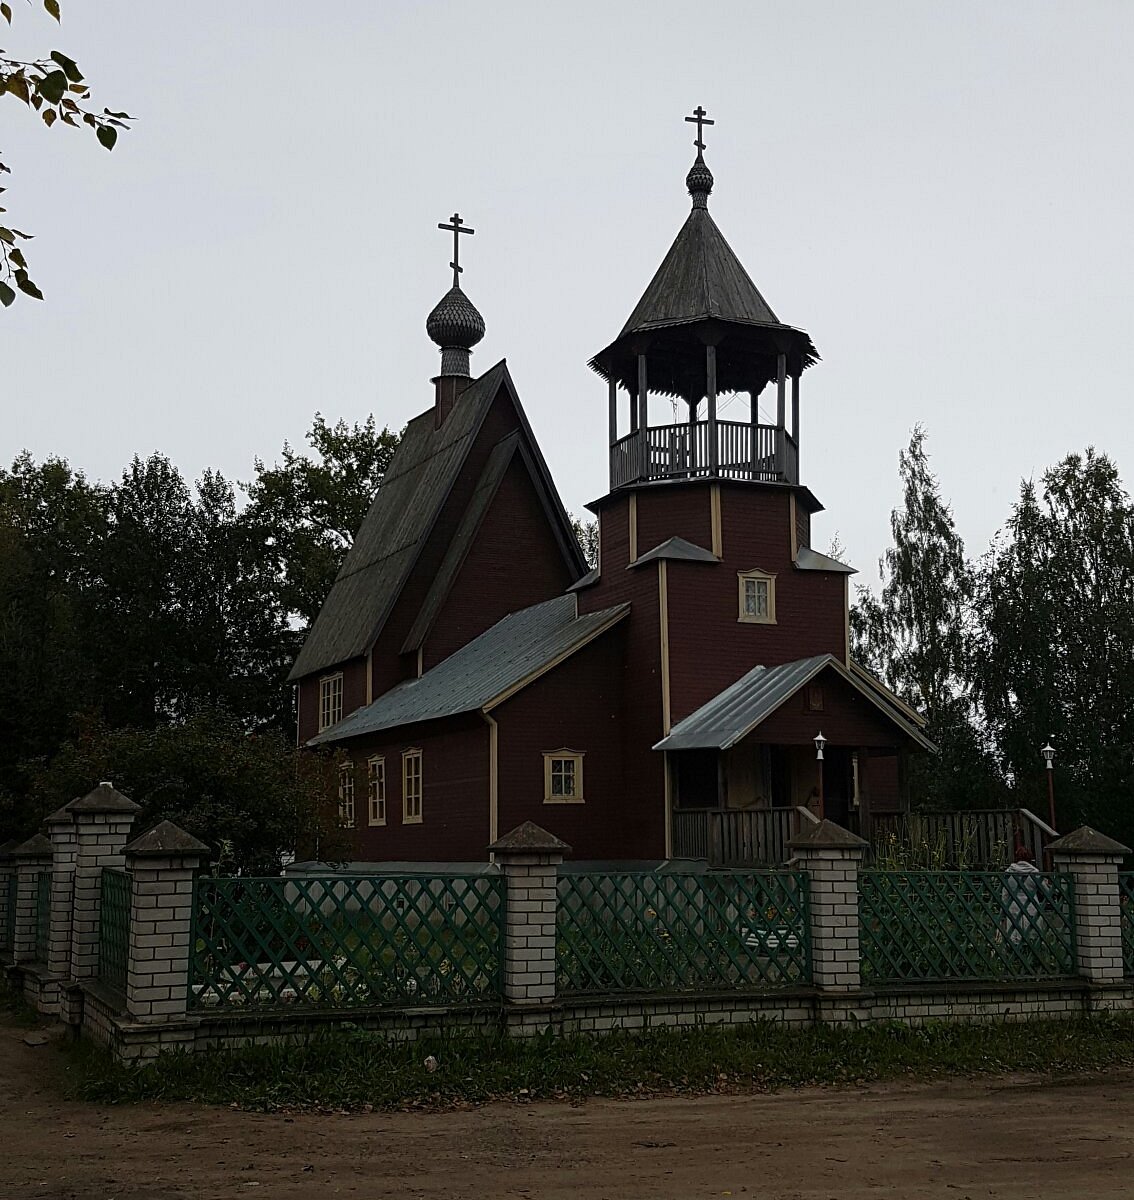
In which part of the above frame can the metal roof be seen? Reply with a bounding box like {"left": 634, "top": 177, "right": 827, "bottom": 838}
{"left": 631, "top": 536, "right": 719, "bottom": 567}
{"left": 794, "top": 546, "right": 856, "bottom": 574}
{"left": 653, "top": 654, "right": 935, "bottom": 752}
{"left": 310, "top": 594, "right": 629, "bottom": 745}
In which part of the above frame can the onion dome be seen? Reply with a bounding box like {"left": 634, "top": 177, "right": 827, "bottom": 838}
{"left": 427, "top": 284, "right": 485, "bottom": 378}
{"left": 686, "top": 152, "right": 714, "bottom": 209}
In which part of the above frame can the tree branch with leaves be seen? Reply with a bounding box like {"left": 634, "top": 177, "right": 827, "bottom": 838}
{"left": 0, "top": 0, "right": 132, "bottom": 306}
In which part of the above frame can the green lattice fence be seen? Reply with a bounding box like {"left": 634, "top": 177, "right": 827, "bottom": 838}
{"left": 34, "top": 870, "right": 52, "bottom": 962}
{"left": 189, "top": 874, "right": 505, "bottom": 1010}
{"left": 557, "top": 870, "right": 811, "bottom": 995}
{"left": 98, "top": 868, "right": 131, "bottom": 996}
{"left": 1120, "top": 875, "right": 1134, "bottom": 977}
{"left": 859, "top": 870, "right": 1076, "bottom": 984}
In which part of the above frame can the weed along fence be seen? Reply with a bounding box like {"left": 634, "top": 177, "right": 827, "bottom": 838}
{"left": 5, "top": 788, "right": 1134, "bottom": 1063}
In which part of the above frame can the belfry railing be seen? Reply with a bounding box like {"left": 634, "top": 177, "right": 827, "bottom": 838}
{"left": 610, "top": 420, "right": 797, "bottom": 489}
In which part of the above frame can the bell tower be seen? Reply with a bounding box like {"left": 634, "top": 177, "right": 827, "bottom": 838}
{"left": 589, "top": 108, "right": 818, "bottom": 491}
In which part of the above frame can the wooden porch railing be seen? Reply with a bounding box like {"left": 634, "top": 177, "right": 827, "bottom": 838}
{"left": 672, "top": 807, "right": 818, "bottom": 867}
{"left": 867, "top": 808, "right": 1058, "bottom": 869}
{"left": 610, "top": 421, "right": 798, "bottom": 489}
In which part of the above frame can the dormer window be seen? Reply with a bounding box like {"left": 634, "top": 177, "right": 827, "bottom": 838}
{"left": 319, "top": 673, "right": 343, "bottom": 731}
{"left": 738, "top": 569, "right": 776, "bottom": 624}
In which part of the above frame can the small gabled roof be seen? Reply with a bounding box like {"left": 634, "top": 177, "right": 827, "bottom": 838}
{"left": 794, "top": 546, "right": 856, "bottom": 574}
{"left": 290, "top": 362, "right": 585, "bottom": 682}
{"left": 630, "top": 536, "right": 718, "bottom": 567}
{"left": 310, "top": 594, "right": 629, "bottom": 745}
{"left": 653, "top": 653, "right": 935, "bottom": 752}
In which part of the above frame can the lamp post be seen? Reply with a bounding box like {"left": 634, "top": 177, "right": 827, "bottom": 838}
{"left": 1041, "top": 740, "right": 1056, "bottom": 831}
{"left": 814, "top": 731, "right": 827, "bottom": 821}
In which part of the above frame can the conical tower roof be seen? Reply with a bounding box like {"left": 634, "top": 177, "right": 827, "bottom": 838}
{"left": 590, "top": 143, "right": 817, "bottom": 401}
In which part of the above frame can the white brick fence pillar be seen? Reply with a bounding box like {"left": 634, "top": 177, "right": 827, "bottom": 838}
{"left": 123, "top": 820, "right": 210, "bottom": 1023}
{"left": 68, "top": 783, "right": 140, "bottom": 988}
{"left": 41, "top": 805, "right": 78, "bottom": 1013}
{"left": 488, "top": 822, "right": 568, "bottom": 1013}
{"left": 0, "top": 839, "right": 18, "bottom": 963}
{"left": 788, "top": 818, "right": 868, "bottom": 992}
{"left": 11, "top": 834, "right": 52, "bottom": 965}
{"left": 1048, "top": 826, "right": 1130, "bottom": 987}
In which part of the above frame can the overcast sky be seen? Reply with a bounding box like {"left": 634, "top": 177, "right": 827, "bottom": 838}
{"left": 5, "top": 1, "right": 1133, "bottom": 585}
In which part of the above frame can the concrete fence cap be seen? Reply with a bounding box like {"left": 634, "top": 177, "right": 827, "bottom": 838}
{"left": 67, "top": 781, "right": 142, "bottom": 816}
{"left": 488, "top": 821, "right": 571, "bottom": 855}
{"left": 788, "top": 818, "right": 869, "bottom": 851}
{"left": 1047, "top": 825, "right": 1131, "bottom": 857}
{"left": 44, "top": 803, "right": 75, "bottom": 826}
{"left": 123, "top": 820, "right": 210, "bottom": 859}
{"left": 12, "top": 832, "right": 53, "bottom": 859}
{"left": 0, "top": 837, "right": 21, "bottom": 860}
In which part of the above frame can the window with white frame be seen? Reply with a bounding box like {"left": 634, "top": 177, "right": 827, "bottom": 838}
{"left": 338, "top": 763, "right": 355, "bottom": 827}
{"left": 543, "top": 749, "right": 584, "bottom": 803}
{"left": 402, "top": 749, "right": 423, "bottom": 823}
{"left": 319, "top": 672, "right": 343, "bottom": 731}
{"left": 367, "top": 756, "right": 386, "bottom": 826}
{"left": 738, "top": 569, "right": 776, "bottom": 624}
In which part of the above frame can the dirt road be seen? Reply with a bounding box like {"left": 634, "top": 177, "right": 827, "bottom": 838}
{"left": 3, "top": 1019, "right": 1133, "bottom": 1199}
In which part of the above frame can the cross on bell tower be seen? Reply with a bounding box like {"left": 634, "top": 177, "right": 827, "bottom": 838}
{"left": 426, "top": 211, "right": 486, "bottom": 423}
{"left": 439, "top": 212, "right": 475, "bottom": 288}
{"left": 685, "top": 104, "right": 714, "bottom": 152}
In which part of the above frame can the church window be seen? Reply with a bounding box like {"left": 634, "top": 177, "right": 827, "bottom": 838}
{"left": 319, "top": 673, "right": 343, "bottom": 731}
{"left": 367, "top": 756, "right": 386, "bottom": 826}
{"left": 338, "top": 763, "right": 355, "bottom": 827}
{"left": 403, "top": 749, "right": 423, "bottom": 823}
{"left": 738, "top": 569, "right": 776, "bottom": 624}
{"left": 543, "top": 750, "right": 584, "bottom": 803}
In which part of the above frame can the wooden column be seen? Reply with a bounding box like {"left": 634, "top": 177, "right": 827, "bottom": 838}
{"left": 607, "top": 376, "right": 618, "bottom": 446}
{"left": 750, "top": 387, "right": 760, "bottom": 475}
{"left": 775, "top": 354, "right": 787, "bottom": 478}
{"left": 706, "top": 344, "right": 718, "bottom": 475}
{"left": 791, "top": 372, "right": 801, "bottom": 480}
{"left": 637, "top": 353, "right": 648, "bottom": 480}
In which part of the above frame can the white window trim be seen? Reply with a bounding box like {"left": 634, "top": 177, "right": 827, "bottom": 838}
{"left": 402, "top": 748, "right": 423, "bottom": 824}
{"left": 738, "top": 568, "right": 777, "bottom": 625}
{"left": 543, "top": 748, "right": 585, "bottom": 804}
{"left": 367, "top": 755, "right": 386, "bottom": 827}
{"left": 318, "top": 672, "right": 344, "bottom": 732}
{"left": 337, "top": 762, "right": 355, "bottom": 828}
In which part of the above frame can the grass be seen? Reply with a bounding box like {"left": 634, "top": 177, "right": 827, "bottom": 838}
{"left": 66, "top": 1014, "right": 1134, "bottom": 1112}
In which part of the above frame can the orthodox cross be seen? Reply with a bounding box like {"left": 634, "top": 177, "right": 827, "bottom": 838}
{"left": 438, "top": 212, "right": 474, "bottom": 288}
{"left": 685, "top": 105, "right": 714, "bottom": 152}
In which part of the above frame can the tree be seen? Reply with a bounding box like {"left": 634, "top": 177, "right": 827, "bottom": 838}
{"left": 22, "top": 705, "right": 346, "bottom": 873}
{"left": 571, "top": 514, "right": 598, "bottom": 570}
{"left": 244, "top": 414, "right": 400, "bottom": 628}
{"left": 852, "top": 427, "right": 1001, "bottom": 807}
{"left": 1, "top": 1, "right": 132, "bottom": 305}
{"left": 977, "top": 449, "right": 1134, "bottom": 839}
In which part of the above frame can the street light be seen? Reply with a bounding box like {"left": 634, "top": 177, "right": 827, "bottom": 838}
{"left": 814, "top": 731, "right": 827, "bottom": 821}
{"left": 1041, "top": 739, "right": 1056, "bottom": 831}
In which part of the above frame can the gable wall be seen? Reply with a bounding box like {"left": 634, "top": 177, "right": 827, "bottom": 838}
{"left": 747, "top": 668, "right": 907, "bottom": 747}
{"left": 297, "top": 655, "right": 368, "bottom": 746}
{"left": 423, "top": 455, "right": 578, "bottom": 671}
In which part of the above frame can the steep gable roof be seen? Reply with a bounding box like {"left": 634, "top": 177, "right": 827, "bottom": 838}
{"left": 309, "top": 595, "right": 629, "bottom": 744}
{"left": 290, "top": 362, "right": 584, "bottom": 682}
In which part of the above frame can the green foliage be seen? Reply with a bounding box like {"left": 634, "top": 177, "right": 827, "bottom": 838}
{"left": 852, "top": 427, "right": 1002, "bottom": 807}
{"left": 67, "top": 1016, "right": 1134, "bottom": 1111}
{"left": 976, "top": 450, "right": 1134, "bottom": 842}
{"left": 22, "top": 705, "right": 345, "bottom": 873}
{"left": 243, "top": 414, "right": 400, "bottom": 626}
{"left": 0, "top": 1, "right": 133, "bottom": 303}
{"left": 571, "top": 514, "right": 598, "bottom": 570}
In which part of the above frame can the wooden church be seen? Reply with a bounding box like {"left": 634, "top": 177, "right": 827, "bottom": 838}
{"left": 290, "top": 110, "right": 933, "bottom": 865}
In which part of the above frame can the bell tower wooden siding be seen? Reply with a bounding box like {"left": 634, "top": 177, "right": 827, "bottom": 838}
{"left": 421, "top": 455, "right": 577, "bottom": 672}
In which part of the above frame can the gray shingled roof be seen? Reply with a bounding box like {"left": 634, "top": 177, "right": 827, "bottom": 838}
{"left": 309, "top": 594, "right": 629, "bottom": 745}
{"left": 290, "top": 363, "right": 585, "bottom": 681}
{"left": 653, "top": 654, "right": 935, "bottom": 752}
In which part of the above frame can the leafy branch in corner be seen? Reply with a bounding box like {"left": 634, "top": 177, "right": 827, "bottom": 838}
{"left": 0, "top": 0, "right": 132, "bottom": 306}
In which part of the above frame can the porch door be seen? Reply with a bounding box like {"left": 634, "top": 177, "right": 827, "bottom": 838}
{"left": 824, "top": 747, "right": 856, "bottom": 832}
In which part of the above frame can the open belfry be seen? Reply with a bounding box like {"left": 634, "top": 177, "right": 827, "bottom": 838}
{"left": 291, "top": 109, "right": 933, "bottom": 864}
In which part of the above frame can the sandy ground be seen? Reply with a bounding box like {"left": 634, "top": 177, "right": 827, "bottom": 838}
{"left": 3, "top": 1018, "right": 1134, "bottom": 1199}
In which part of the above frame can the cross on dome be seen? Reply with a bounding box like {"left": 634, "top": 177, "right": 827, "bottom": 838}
{"left": 685, "top": 105, "right": 714, "bottom": 152}
{"left": 438, "top": 212, "right": 475, "bottom": 288}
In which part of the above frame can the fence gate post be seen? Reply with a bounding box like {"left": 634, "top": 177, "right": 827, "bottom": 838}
{"left": 42, "top": 805, "right": 79, "bottom": 1013}
{"left": 67, "top": 783, "right": 140, "bottom": 999}
{"left": 11, "top": 834, "right": 52, "bottom": 966}
{"left": 123, "top": 821, "right": 210, "bottom": 1023}
{"left": 788, "top": 818, "right": 867, "bottom": 993}
{"left": 0, "top": 839, "right": 18, "bottom": 962}
{"left": 488, "top": 822, "right": 569, "bottom": 1023}
{"left": 1048, "top": 826, "right": 1130, "bottom": 988}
